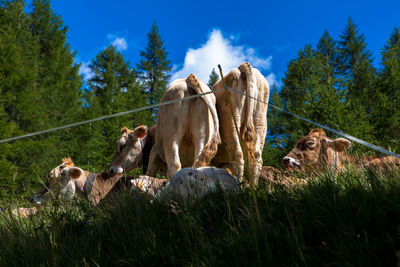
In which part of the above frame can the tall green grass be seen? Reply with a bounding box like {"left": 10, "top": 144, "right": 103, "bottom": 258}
{"left": 1, "top": 169, "right": 400, "bottom": 266}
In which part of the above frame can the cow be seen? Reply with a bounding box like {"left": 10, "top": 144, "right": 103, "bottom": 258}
{"left": 156, "top": 167, "right": 241, "bottom": 200}
{"left": 145, "top": 74, "right": 220, "bottom": 178}
{"left": 32, "top": 158, "right": 127, "bottom": 205}
{"left": 259, "top": 166, "right": 306, "bottom": 188}
{"left": 109, "top": 124, "right": 157, "bottom": 176}
{"left": 110, "top": 74, "right": 220, "bottom": 179}
{"left": 212, "top": 62, "right": 270, "bottom": 185}
{"left": 282, "top": 128, "right": 400, "bottom": 174}
{"left": 130, "top": 176, "right": 167, "bottom": 197}
{"left": 11, "top": 207, "right": 38, "bottom": 218}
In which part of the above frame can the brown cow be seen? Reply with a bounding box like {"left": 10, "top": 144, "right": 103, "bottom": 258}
{"left": 212, "top": 62, "right": 270, "bottom": 185}
{"left": 146, "top": 74, "right": 220, "bottom": 178}
{"left": 32, "top": 158, "right": 127, "bottom": 205}
{"left": 109, "top": 125, "right": 157, "bottom": 176}
{"left": 110, "top": 75, "right": 220, "bottom": 179}
{"left": 282, "top": 129, "right": 400, "bottom": 173}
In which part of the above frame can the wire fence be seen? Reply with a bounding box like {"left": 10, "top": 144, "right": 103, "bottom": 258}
{"left": 0, "top": 83, "right": 399, "bottom": 160}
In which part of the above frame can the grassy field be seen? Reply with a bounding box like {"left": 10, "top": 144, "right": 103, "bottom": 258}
{"left": 1, "top": 169, "right": 400, "bottom": 266}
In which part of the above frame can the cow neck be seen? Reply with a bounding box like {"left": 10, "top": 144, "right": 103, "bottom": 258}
{"left": 83, "top": 172, "right": 97, "bottom": 196}
{"left": 89, "top": 174, "right": 124, "bottom": 205}
{"left": 332, "top": 150, "right": 338, "bottom": 171}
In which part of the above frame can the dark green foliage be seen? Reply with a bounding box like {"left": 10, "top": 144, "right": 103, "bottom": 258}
{"left": 207, "top": 68, "right": 219, "bottom": 88}
{"left": 83, "top": 45, "right": 151, "bottom": 170}
{"left": 264, "top": 18, "right": 388, "bottom": 166}
{"left": 373, "top": 28, "right": 400, "bottom": 150}
{"left": 263, "top": 84, "right": 289, "bottom": 167}
{"left": 136, "top": 21, "right": 172, "bottom": 119}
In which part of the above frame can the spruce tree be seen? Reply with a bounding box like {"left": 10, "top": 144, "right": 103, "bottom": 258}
{"left": 84, "top": 45, "right": 149, "bottom": 170}
{"left": 338, "top": 18, "right": 377, "bottom": 121}
{"left": 207, "top": 68, "right": 219, "bottom": 88}
{"left": 262, "top": 84, "right": 289, "bottom": 167}
{"left": 136, "top": 21, "right": 172, "bottom": 118}
{"left": 29, "top": 0, "right": 83, "bottom": 128}
{"left": 0, "top": 0, "right": 50, "bottom": 199}
{"left": 373, "top": 28, "right": 400, "bottom": 149}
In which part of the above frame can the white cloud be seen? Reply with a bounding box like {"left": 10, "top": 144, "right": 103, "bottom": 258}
{"left": 107, "top": 34, "right": 128, "bottom": 51}
{"left": 266, "top": 73, "right": 281, "bottom": 88}
{"left": 111, "top": 37, "right": 128, "bottom": 51}
{"left": 172, "top": 29, "right": 274, "bottom": 84}
{"left": 79, "top": 61, "right": 94, "bottom": 81}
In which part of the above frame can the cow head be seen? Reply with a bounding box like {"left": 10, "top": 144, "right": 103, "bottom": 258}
{"left": 32, "top": 158, "right": 85, "bottom": 204}
{"left": 109, "top": 125, "right": 148, "bottom": 175}
{"left": 282, "top": 129, "right": 351, "bottom": 173}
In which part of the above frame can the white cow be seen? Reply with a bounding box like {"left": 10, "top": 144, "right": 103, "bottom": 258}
{"left": 212, "top": 62, "right": 270, "bottom": 185}
{"left": 156, "top": 167, "right": 241, "bottom": 200}
{"left": 146, "top": 74, "right": 221, "bottom": 178}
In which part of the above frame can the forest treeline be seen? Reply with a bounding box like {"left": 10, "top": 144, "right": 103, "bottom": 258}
{"left": 0, "top": 0, "right": 399, "bottom": 201}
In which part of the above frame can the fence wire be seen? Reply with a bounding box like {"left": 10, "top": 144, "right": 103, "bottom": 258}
{"left": 0, "top": 84, "right": 399, "bottom": 160}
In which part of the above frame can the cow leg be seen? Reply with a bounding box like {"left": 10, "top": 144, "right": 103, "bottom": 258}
{"left": 163, "top": 118, "right": 186, "bottom": 178}
{"left": 248, "top": 145, "right": 262, "bottom": 186}
{"left": 229, "top": 138, "right": 245, "bottom": 183}
{"left": 146, "top": 146, "right": 158, "bottom": 177}
{"left": 191, "top": 102, "right": 210, "bottom": 168}
{"left": 146, "top": 145, "right": 168, "bottom": 178}
{"left": 164, "top": 142, "right": 182, "bottom": 178}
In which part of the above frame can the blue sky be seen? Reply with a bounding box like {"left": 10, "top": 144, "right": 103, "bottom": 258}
{"left": 44, "top": 0, "right": 400, "bottom": 88}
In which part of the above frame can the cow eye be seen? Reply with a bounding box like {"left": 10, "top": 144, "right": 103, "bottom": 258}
{"left": 306, "top": 141, "right": 315, "bottom": 147}
{"left": 120, "top": 143, "right": 126, "bottom": 151}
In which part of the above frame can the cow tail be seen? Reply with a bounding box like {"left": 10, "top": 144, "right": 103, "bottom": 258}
{"left": 186, "top": 74, "right": 221, "bottom": 166}
{"left": 238, "top": 62, "right": 256, "bottom": 162}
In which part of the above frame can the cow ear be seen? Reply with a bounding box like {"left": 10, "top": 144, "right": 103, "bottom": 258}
{"left": 324, "top": 138, "right": 351, "bottom": 152}
{"left": 132, "top": 125, "right": 147, "bottom": 139}
{"left": 67, "top": 167, "right": 83, "bottom": 179}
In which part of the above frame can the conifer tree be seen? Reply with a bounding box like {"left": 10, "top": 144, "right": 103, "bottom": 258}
{"left": 207, "top": 68, "right": 219, "bottom": 88}
{"left": 84, "top": 45, "right": 149, "bottom": 170}
{"left": 337, "top": 18, "right": 376, "bottom": 142}
{"left": 136, "top": 21, "right": 172, "bottom": 118}
{"left": 262, "top": 84, "right": 289, "bottom": 167}
{"left": 29, "top": 0, "right": 83, "bottom": 127}
{"left": 373, "top": 28, "right": 400, "bottom": 148}
{"left": 0, "top": 0, "right": 51, "bottom": 198}
{"left": 338, "top": 19, "right": 376, "bottom": 107}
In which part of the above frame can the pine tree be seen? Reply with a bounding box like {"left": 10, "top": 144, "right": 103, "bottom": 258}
{"left": 29, "top": 0, "right": 83, "bottom": 126}
{"left": 84, "top": 45, "right": 149, "bottom": 170}
{"left": 136, "top": 21, "right": 172, "bottom": 118}
{"left": 0, "top": 0, "right": 85, "bottom": 200}
{"left": 207, "top": 68, "right": 219, "bottom": 88}
{"left": 373, "top": 28, "right": 400, "bottom": 149}
{"left": 338, "top": 18, "right": 377, "bottom": 118}
{"left": 0, "top": 0, "right": 51, "bottom": 199}
{"left": 262, "top": 84, "right": 289, "bottom": 167}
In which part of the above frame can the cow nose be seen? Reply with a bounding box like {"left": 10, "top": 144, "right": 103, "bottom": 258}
{"left": 283, "top": 158, "right": 290, "bottom": 164}
{"left": 109, "top": 168, "right": 114, "bottom": 175}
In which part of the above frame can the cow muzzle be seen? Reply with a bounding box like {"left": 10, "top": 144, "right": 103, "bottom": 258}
{"left": 109, "top": 166, "right": 124, "bottom": 175}
{"left": 282, "top": 157, "right": 301, "bottom": 170}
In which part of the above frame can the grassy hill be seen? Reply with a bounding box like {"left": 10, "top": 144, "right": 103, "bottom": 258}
{"left": 1, "top": 169, "right": 400, "bottom": 266}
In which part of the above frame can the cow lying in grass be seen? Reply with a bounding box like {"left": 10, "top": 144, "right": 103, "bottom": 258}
{"left": 282, "top": 128, "right": 400, "bottom": 174}
{"left": 32, "top": 158, "right": 128, "bottom": 205}
{"left": 130, "top": 167, "right": 241, "bottom": 200}
{"left": 130, "top": 176, "right": 167, "bottom": 197}
{"left": 11, "top": 207, "right": 38, "bottom": 218}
